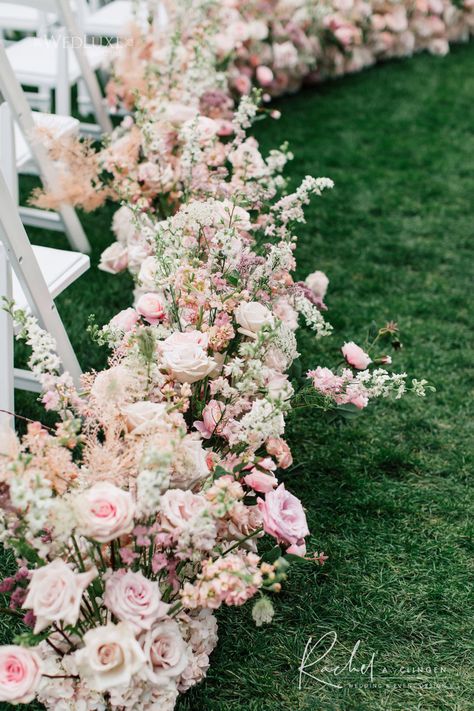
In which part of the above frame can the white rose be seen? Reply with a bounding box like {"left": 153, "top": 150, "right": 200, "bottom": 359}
{"left": 140, "top": 620, "right": 189, "bottom": 686}
{"left": 75, "top": 622, "right": 146, "bottom": 692}
{"left": 121, "top": 401, "right": 168, "bottom": 435}
{"left": 234, "top": 302, "right": 274, "bottom": 339}
{"left": 23, "top": 559, "right": 97, "bottom": 634}
{"left": 305, "top": 270, "right": 329, "bottom": 299}
{"left": 104, "top": 571, "right": 169, "bottom": 633}
{"left": 74, "top": 482, "right": 135, "bottom": 543}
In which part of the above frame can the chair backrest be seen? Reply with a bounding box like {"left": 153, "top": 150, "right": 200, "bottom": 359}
{"left": 4, "top": 0, "right": 58, "bottom": 12}
{"left": 2, "top": 0, "right": 113, "bottom": 133}
{"left": 0, "top": 43, "right": 91, "bottom": 253}
{"left": 0, "top": 169, "right": 83, "bottom": 385}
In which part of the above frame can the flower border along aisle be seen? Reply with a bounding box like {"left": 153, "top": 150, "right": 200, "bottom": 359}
{"left": 0, "top": 4, "right": 432, "bottom": 710}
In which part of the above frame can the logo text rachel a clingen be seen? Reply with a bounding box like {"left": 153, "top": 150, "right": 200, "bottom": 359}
{"left": 298, "top": 632, "right": 453, "bottom": 691}
{"left": 298, "top": 631, "right": 376, "bottom": 690}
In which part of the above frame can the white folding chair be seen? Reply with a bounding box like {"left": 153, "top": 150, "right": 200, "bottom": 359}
{"left": 0, "top": 169, "right": 89, "bottom": 415}
{"left": 3, "top": 0, "right": 112, "bottom": 133}
{"left": 0, "top": 2, "right": 57, "bottom": 40}
{"left": 0, "top": 43, "right": 91, "bottom": 253}
{"left": 75, "top": 0, "right": 148, "bottom": 40}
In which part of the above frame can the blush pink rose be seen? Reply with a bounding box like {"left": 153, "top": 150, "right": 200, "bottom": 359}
{"left": 256, "top": 65, "right": 274, "bottom": 86}
{"left": 244, "top": 470, "right": 278, "bottom": 493}
{"left": 23, "top": 559, "right": 97, "bottom": 634}
{"left": 341, "top": 342, "right": 372, "bottom": 370}
{"left": 266, "top": 437, "right": 293, "bottom": 469}
{"left": 160, "top": 331, "right": 215, "bottom": 384}
{"left": 74, "top": 482, "right": 135, "bottom": 543}
{"left": 305, "top": 270, "right": 329, "bottom": 299}
{"left": 109, "top": 307, "right": 139, "bottom": 333}
{"left": 99, "top": 243, "right": 129, "bottom": 274}
{"left": 0, "top": 646, "right": 42, "bottom": 704}
{"left": 75, "top": 622, "right": 146, "bottom": 692}
{"left": 159, "top": 489, "right": 208, "bottom": 534}
{"left": 257, "top": 484, "right": 309, "bottom": 548}
{"left": 139, "top": 620, "right": 188, "bottom": 686}
{"left": 193, "top": 399, "right": 226, "bottom": 439}
{"left": 104, "top": 570, "right": 169, "bottom": 633}
{"left": 136, "top": 293, "right": 166, "bottom": 325}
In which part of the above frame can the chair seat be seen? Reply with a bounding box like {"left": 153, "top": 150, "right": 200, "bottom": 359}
{"left": 0, "top": 4, "right": 56, "bottom": 33}
{"left": 6, "top": 36, "right": 108, "bottom": 87}
{"left": 12, "top": 244, "right": 90, "bottom": 311}
{"left": 83, "top": 1, "right": 144, "bottom": 37}
{"left": 15, "top": 111, "right": 79, "bottom": 170}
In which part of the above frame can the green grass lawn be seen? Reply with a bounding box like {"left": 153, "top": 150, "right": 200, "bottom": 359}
{"left": 4, "top": 42, "right": 474, "bottom": 711}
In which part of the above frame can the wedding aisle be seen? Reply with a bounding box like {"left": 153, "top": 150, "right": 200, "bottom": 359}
{"left": 6, "top": 40, "right": 472, "bottom": 711}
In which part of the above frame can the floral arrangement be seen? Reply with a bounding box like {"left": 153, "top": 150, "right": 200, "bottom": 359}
{"left": 0, "top": 0, "right": 434, "bottom": 708}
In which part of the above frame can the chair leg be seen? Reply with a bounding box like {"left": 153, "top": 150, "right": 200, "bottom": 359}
{"left": 0, "top": 244, "right": 14, "bottom": 423}
{"left": 58, "top": 203, "right": 91, "bottom": 253}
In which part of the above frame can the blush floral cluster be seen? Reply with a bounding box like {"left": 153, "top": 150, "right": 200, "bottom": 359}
{"left": 0, "top": 1, "right": 433, "bottom": 709}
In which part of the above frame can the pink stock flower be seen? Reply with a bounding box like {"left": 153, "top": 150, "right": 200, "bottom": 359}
{"left": 104, "top": 570, "right": 169, "bottom": 632}
{"left": 0, "top": 646, "right": 42, "bottom": 704}
{"left": 136, "top": 292, "right": 166, "bottom": 325}
{"left": 341, "top": 342, "right": 372, "bottom": 370}
{"left": 258, "top": 484, "right": 309, "bottom": 548}
{"left": 194, "top": 399, "right": 226, "bottom": 439}
{"left": 23, "top": 559, "right": 98, "bottom": 634}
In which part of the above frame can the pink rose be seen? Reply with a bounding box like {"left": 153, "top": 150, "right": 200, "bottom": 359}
{"left": 104, "top": 570, "right": 169, "bottom": 633}
{"left": 136, "top": 292, "right": 166, "bottom": 325}
{"left": 244, "top": 470, "right": 278, "bottom": 493}
{"left": 266, "top": 437, "right": 293, "bottom": 469}
{"left": 74, "top": 482, "right": 135, "bottom": 543}
{"left": 23, "top": 559, "right": 97, "bottom": 634}
{"left": 0, "top": 646, "right": 41, "bottom": 704}
{"left": 140, "top": 620, "right": 188, "bottom": 685}
{"left": 193, "top": 399, "right": 225, "bottom": 439}
{"left": 109, "top": 307, "right": 139, "bottom": 332}
{"left": 341, "top": 342, "right": 372, "bottom": 370}
{"left": 256, "top": 65, "right": 274, "bottom": 86}
{"left": 99, "top": 243, "right": 128, "bottom": 274}
{"left": 257, "top": 484, "right": 309, "bottom": 548}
